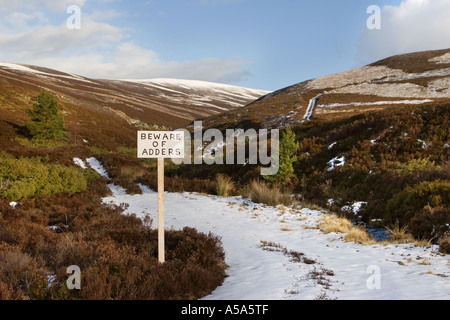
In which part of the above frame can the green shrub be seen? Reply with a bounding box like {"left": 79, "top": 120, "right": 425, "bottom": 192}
{"left": 395, "top": 158, "right": 441, "bottom": 173}
{"left": 0, "top": 153, "right": 88, "bottom": 201}
{"left": 386, "top": 180, "right": 450, "bottom": 239}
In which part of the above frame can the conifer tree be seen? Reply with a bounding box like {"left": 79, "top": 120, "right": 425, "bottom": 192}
{"left": 25, "top": 90, "right": 68, "bottom": 142}
{"left": 264, "top": 127, "right": 299, "bottom": 182}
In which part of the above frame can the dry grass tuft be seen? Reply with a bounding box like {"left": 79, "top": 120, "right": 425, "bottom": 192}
{"left": 216, "top": 174, "right": 235, "bottom": 197}
{"left": 344, "top": 226, "right": 375, "bottom": 244}
{"left": 386, "top": 222, "right": 415, "bottom": 243}
{"left": 319, "top": 215, "right": 374, "bottom": 244}
{"left": 319, "top": 215, "right": 353, "bottom": 234}
{"left": 243, "top": 180, "right": 294, "bottom": 207}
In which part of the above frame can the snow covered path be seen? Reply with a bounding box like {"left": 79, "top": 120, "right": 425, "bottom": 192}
{"left": 102, "top": 184, "right": 450, "bottom": 300}
{"left": 77, "top": 155, "right": 449, "bottom": 300}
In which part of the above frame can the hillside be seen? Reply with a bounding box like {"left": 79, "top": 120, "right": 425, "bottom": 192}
{"left": 0, "top": 62, "right": 270, "bottom": 300}
{"left": 203, "top": 48, "right": 450, "bottom": 130}
{"left": 170, "top": 49, "right": 450, "bottom": 246}
{"left": 0, "top": 61, "right": 269, "bottom": 133}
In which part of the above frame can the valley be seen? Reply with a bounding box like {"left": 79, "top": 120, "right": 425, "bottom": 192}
{"left": 0, "top": 48, "right": 448, "bottom": 300}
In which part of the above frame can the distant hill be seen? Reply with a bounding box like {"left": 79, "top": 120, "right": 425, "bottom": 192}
{"left": 203, "top": 48, "right": 450, "bottom": 130}
{"left": 0, "top": 62, "right": 269, "bottom": 150}
{"left": 0, "top": 62, "right": 269, "bottom": 128}
{"left": 185, "top": 49, "right": 449, "bottom": 244}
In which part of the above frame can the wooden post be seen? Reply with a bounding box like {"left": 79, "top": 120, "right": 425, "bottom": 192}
{"left": 158, "top": 157, "right": 165, "bottom": 263}
{"left": 138, "top": 131, "right": 184, "bottom": 264}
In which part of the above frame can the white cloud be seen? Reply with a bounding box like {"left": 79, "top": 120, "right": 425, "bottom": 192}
{"left": 0, "top": 0, "right": 86, "bottom": 13}
{"left": 3, "top": 11, "right": 49, "bottom": 28}
{"left": 0, "top": 5, "right": 252, "bottom": 84}
{"left": 29, "top": 42, "right": 252, "bottom": 83}
{"left": 0, "top": 18, "right": 124, "bottom": 61}
{"left": 358, "top": 0, "right": 450, "bottom": 64}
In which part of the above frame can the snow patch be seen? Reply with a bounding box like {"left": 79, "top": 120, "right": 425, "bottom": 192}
{"left": 352, "top": 201, "right": 367, "bottom": 215}
{"left": 73, "top": 158, "right": 88, "bottom": 169}
{"left": 86, "top": 157, "right": 110, "bottom": 179}
{"left": 121, "top": 78, "right": 271, "bottom": 99}
{"left": 307, "top": 66, "right": 404, "bottom": 90}
{"left": 417, "top": 139, "right": 431, "bottom": 150}
{"left": 303, "top": 94, "right": 322, "bottom": 121}
{"left": 327, "top": 156, "right": 346, "bottom": 171}
{"left": 318, "top": 99, "right": 434, "bottom": 109}
{"left": 0, "top": 62, "right": 48, "bottom": 75}
{"left": 330, "top": 82, "right": 448, "bottom": 99}
{"left": 307, "top": 63, "right": 450, "bottom": 99}
{"left": 0, "top": 62, "right": 95, "bottom": 84}
{"left": 429, "top": 53, "right": 450, "bottom": 64}
{"left": 119, "top": 78, "right": 271, "bottom": 113}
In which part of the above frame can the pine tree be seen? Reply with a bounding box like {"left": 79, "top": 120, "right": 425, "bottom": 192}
{"left": 25, "top": 90, "right": 68, "bottom": 142}
{"left": 264, "top": 127, "right": 299, "bottom": 182}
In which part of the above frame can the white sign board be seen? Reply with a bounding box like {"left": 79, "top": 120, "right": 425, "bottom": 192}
{"left": 137, "top": 131, "right": 185, "bottom": 159}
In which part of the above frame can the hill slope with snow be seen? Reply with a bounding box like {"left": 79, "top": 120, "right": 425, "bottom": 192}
{"left": 203, "top": 48, "right": 450, "bottom": 130}
{"left": 0, "top": 62, "right": 270, "bottom": 129}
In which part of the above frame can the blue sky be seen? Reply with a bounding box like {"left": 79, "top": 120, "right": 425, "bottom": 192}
{"left": 1, "top": 0, "right": 450, "bottom": 91}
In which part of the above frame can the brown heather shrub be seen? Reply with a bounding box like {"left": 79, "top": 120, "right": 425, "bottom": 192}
{"left": 0, "top": 281, "right": 28, "bottom": 300}
{"left": 138, "top": 171, "right": 217, "bottom": 195}
{"left": 439, "top": 236, "right": 450, "bottom": 254}
{"left": 0, "top": 176, "right": 227, "bottom": 300}
{"left": 49, "top": 228, "right": 227, "bottom": 300}
{"left": 0, "top": 244, "right": 48, "bottom": 299}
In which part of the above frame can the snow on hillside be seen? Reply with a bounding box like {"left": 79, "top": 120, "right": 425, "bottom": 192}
{"left": 318, "top": 99, "right": 434, "bottom": 109}
{"left": 0, "top": 62, "right": 47, "bottom": 75}
{"left": 122, "top": 78, "right": 270, "bottom": 97}
{"left": 304, "top": 57, "right": 450, "bottom": 111}
{"left": 79, "top": 158, "right": 450, "bottom": 300}
{"left": 429, "top": 52, "right": 450, "bottom": 64}
{"left": 121, "top": 78, "right": 271, "bottom": 109}
{"left": 0, "top": 61, "right": 95, "bottom": 84}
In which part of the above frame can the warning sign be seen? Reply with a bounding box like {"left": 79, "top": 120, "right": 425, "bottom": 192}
{"left": 137, "top": 131, "right": 185, "bottom": 159}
